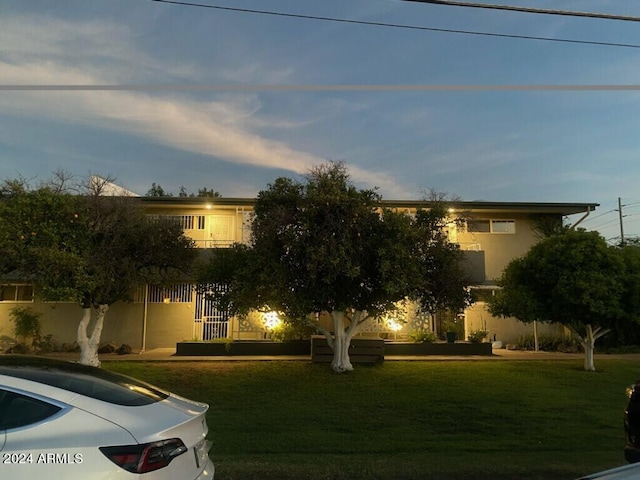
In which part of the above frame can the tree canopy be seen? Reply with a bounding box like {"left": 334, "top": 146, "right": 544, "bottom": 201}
{"left": 145, "top": 183, "right": 221, "bottom": 198}
{"left": 488, "top": 229, "right": 640, "bottom": 371}
{"left": 199, "top": 162, "right": 471, "bottom": 372}
{"left": 0, "top": 175, "right": 197, "bottom": 365}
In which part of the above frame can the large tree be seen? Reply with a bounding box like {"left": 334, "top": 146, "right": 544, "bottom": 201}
{"left": 488, "top": 230, "right": 638, "bottom": 371}
{"left": 0, "top": 175, "right": 196, "bottom": 366}
{"left": 198, "top": 162, "right": 470, "bottom": 372}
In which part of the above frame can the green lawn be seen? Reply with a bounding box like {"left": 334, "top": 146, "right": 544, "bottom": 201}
{"left": 104, "top": 360, "right": 640, "bottom": 480}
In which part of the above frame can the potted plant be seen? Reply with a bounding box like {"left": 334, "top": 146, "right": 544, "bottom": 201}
{"left": 442, "top": 320, "right": 459, "bottom": 344}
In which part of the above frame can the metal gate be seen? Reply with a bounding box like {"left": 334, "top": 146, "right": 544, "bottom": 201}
{"left": 194, "top": 285, "right": 229, "bottom": 340}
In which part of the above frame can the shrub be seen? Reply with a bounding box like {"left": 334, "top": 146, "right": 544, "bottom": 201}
{"left": 33, "top": 334, "right": 58, "bottom": 353}
{"left": 515, "top": 334, "right": 582, "bottom": 353}
{"left": 467, "top": 329, "right": 489, "bottom": 343}
{"left": 9, "top": 306, "right": 41, "bottom": 343}
{"left": 269, "top": 322, "right": 318, "bottom": 342}
{"left": 208, "top": 337, "right": 234, "bottom": 353}
{"left": 409, "top": 329, "right": 437, "bottom": 343}
{"left": 605, "top": 344, "right": 640, "bottom": 354}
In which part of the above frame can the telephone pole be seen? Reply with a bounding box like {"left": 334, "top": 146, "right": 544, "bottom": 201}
{"left": 618, "top": 197, "right": 625, "bottom": 246}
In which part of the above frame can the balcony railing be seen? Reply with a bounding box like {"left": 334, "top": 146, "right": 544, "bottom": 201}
{"left": 192, "top": 239, "right": 241, "bottom": 248}
{"left": 458, "top": 242, "right": 482, "bottom": 251}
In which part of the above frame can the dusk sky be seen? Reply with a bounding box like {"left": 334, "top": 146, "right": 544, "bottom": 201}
{"left": 2, "top": 0, "right": 640, "bottom": 242}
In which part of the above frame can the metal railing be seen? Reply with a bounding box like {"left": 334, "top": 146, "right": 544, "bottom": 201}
{"left": 193, "top": 319, "right": 229, "bottom": 340}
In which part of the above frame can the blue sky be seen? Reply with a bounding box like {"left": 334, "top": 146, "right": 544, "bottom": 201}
{"left": 2, "top": 0, "right": 640, "bottom": 242}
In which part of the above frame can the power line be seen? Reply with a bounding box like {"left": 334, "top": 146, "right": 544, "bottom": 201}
{"left": 402, "top": 1, "right": 640, "bottom": 23}
{"left": 587, "top": 217, "right": 620, "bottom": 230}
{"left": 146, "top": 0, "right": 640, "bottom": 49}
{"left": 6, "top": 84, "right": 640, "bottom": 91}
{"left": 580, "top": 208, "right": 617, "bottom": 223}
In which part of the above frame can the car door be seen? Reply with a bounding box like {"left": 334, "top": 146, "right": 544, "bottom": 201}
{"left": 0, "top": 389, "right": 8, "bottom": 452}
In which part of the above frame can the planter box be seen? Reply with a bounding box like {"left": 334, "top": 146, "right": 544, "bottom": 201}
{"left": 385, "top": 341, "right": 492, "bottom": 356}
{"left": 176, "top": 340, "right": 311, "bottom": 356}
{"left": 311, "top": 337, "right": 384, "bottom": 364}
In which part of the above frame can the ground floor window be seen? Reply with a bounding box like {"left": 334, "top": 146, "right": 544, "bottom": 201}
{"left": 0, "top": 284, "right": 34, "bottom": 302}
{"left": 145, "top": 284, "right": 194, "bottom": 303}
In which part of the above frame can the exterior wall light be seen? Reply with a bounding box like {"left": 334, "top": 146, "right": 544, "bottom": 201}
{"left": 262, "top": 311, "right": 281, "bottom": 330}
{"left": 386, "top": 318, "right": 404, "bottom": 332}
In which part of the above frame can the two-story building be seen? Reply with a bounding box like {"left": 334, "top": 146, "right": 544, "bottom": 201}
{"left": 0, "top": 197, "right": 597, "bottom": 352}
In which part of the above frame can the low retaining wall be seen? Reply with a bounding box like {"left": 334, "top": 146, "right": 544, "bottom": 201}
{"left": 176, "top": 340, "right": 310, "bottom": 356}
{"left": 311, "top": 337, "right": 384, "bottom": 364}
{"left": 385, "top": 341, "right": 492, "bottom": 356}
{"left": 176, "top": 339, "right": 492, "bottom": 357}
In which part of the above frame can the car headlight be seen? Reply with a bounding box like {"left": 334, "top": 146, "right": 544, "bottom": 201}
{"left": 628, "top": 384, "right": 640, "bottom": 400}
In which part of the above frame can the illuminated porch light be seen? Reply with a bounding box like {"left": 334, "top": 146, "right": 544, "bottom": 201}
{"left": 386, "top": 318, "right": 403, "bottom": 332}
{"left": 262, "top": 311, "right": 282, "bottom": 330}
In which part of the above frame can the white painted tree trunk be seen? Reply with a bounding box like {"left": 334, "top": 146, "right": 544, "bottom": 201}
{"left": 576, "top": 324, "right": 610, "bottom": 372}
{"left": 77, "top": 304, "right": 109, "bottom": 367}
{"left": 329, "top": 310, "right": 368, "bottom": 373}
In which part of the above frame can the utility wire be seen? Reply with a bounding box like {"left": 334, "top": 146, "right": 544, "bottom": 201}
{"left": 579, "top": 208, "right": 617, "bottom": 224}
{"left": 402, "top": 1, "right": 640, "bottom": 23}
{"left": 587, "top": 217, "right": 620, "bottom": 230}
{"left": 146, "top": 0, "right": 640, "bottom": 49}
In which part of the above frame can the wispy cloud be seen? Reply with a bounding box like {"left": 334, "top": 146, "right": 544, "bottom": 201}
{"left": 0, "top": 13, "right": 407, "bottom": 194}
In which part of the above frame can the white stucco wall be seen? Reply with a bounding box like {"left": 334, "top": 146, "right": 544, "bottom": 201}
{"left": 465, "top": 303, "right": 565, "bottom": 345}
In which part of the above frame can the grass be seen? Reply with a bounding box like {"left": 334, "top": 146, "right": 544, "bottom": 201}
{"left": 104, "top": 360, "right": 640, "bottom": 480}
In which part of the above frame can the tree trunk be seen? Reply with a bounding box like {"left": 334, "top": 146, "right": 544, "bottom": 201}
{"left": 77, "top": 304, "right": 109, "bottom": 367}
{"left": 583, "top": 331, "right": 596, "bottom": 372}
{"left": 328, "top": 310, "right": 369, "bottom": 373}
{"left": 578, "top": 324, "right": 610, "bottom": 372}
{"left": 330, "top": 311, "right": 353, "bottom": 373}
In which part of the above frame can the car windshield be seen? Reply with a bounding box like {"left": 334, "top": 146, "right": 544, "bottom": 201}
{"left": 0, "top": 357, "right": 169, "bottom": 406}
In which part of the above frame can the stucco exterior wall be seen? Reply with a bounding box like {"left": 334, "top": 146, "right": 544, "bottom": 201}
{"left": 0, "top": 300, "right": 196, "bottom": 352}
{"left": 465, "top": 302, "right": 565, "bottom": 345}
{"left": 0, "top": 302, "right": 85, "bottom": 351}
{"left": 456, "top": 215, "right": 540, "bottom": 283}
{"left": 144, "top": 303, "right": 195, "bottom": 348}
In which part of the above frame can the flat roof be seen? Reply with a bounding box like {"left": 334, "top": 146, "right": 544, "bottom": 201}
{"left": 140, "top": 197, "right": 598, "bottom": 216}
{"left": 382, "top": 200, "right": 599, "bottom": 216}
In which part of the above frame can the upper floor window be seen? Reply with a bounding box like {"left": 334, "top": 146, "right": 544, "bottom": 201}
{"left": 0, "top": 284, "right": 34, "bottom": 302}
{"left": 467, "top": 219, "right": 515, "bottom": 234}
{"left": 471, "top": 287, "right": 499, "bottom": 303}
{"left": 151, "top": 215, "right": 205, "bottom": 230}
{"left": 176, "top": 215, "right": 206, "bottom": 230}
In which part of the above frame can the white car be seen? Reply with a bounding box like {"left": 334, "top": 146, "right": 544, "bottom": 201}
{"left": 0, "top": 356, "right": 214, "bottom": 479}
{"left": 576, "top": 462, "right": 640, "bottom": 480}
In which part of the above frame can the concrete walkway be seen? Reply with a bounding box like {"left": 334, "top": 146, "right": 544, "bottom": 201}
{"left": 34, "top": 348, "right": 640, "bottom": 363}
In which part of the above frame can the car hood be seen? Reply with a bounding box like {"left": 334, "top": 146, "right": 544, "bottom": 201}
{"left": 68, "top": 392, "right": 209, "bottom": 444}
